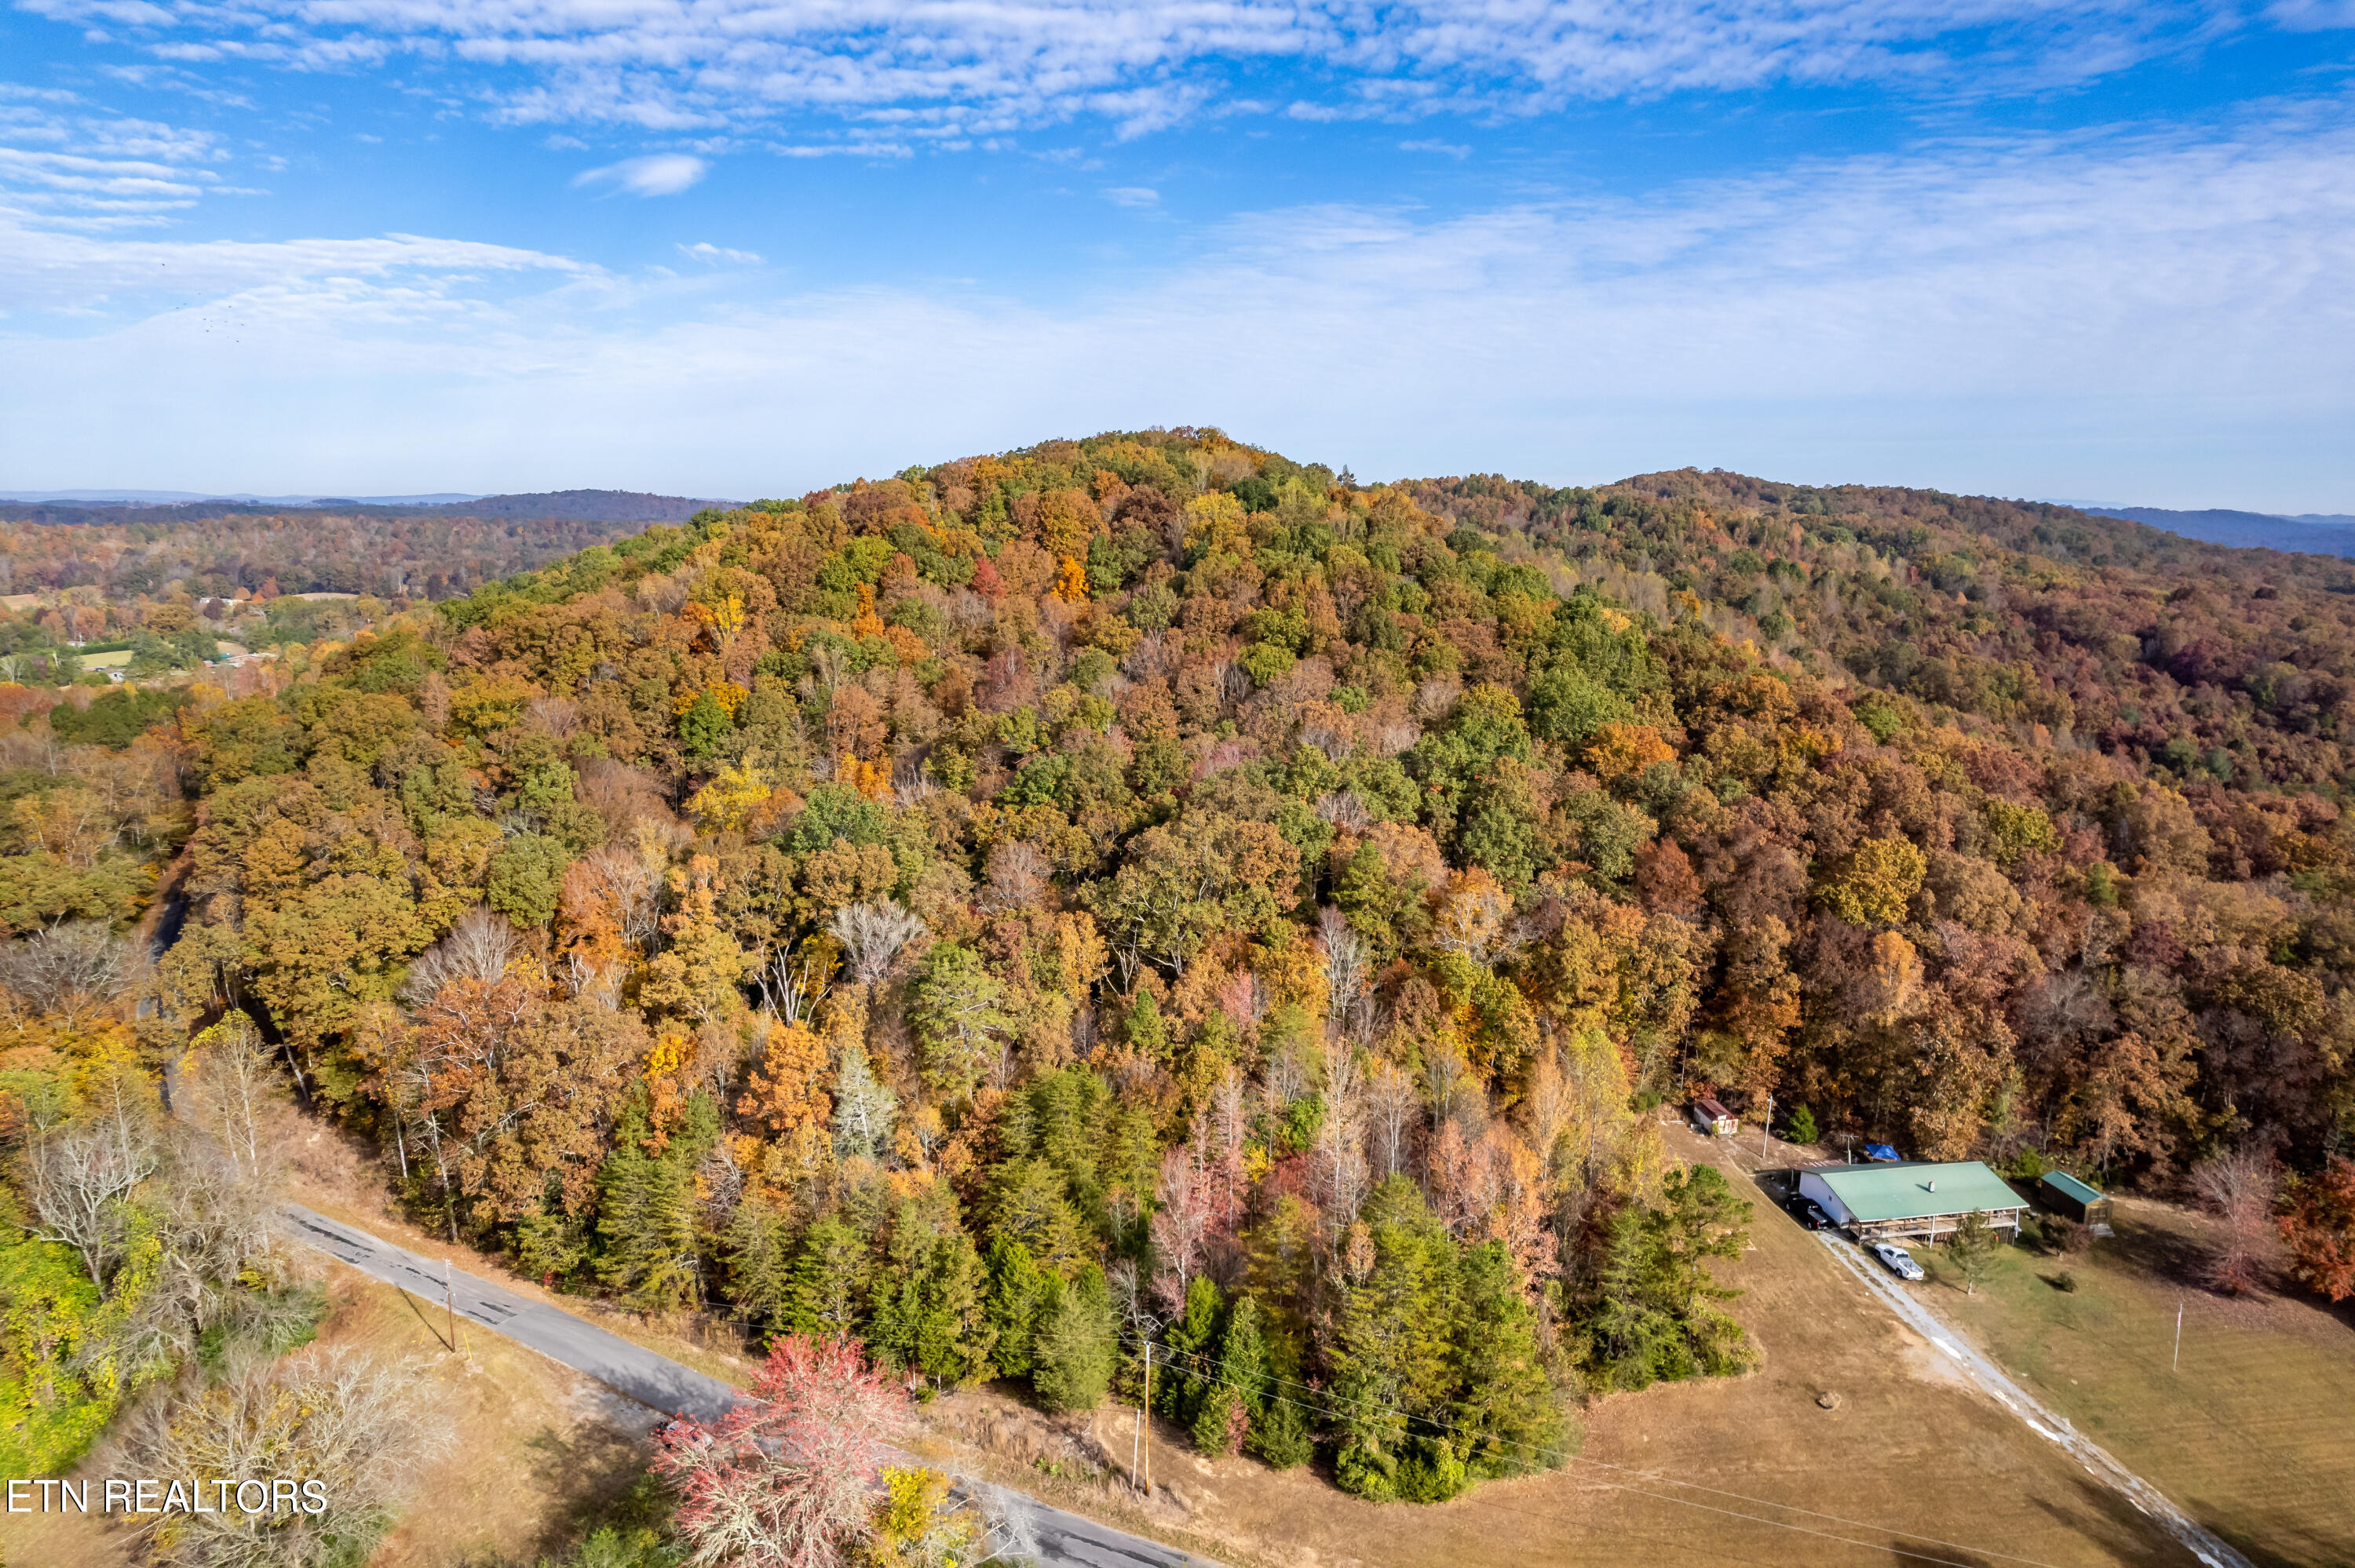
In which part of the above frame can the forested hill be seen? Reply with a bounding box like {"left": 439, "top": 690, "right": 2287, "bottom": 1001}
{"left": 0, "top": 487, "right": 731, "bottom": 528}
{"left": 1407, "top": 465, "right": 2355, "bottom": 791}
{"left": 448, "top": 488, "right": 736, "bottom": 523}
{"left": 8, "top": 428, "right": 2354, "bottom": 1500}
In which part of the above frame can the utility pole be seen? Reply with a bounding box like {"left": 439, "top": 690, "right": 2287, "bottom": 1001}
{"left": 1760, "top": 1092, "right": 1773, "bottom": 1163}
{"left": 2174, "top": 1300, "right": 2184, "bottom": 1373}
{"left": 444, "top": 1260, "right": 462, "bottom": 1354}
{"left": 1132, "top": 1345, "right": 1145, "bottom": 1490}
{"left": 1141, "top": 1344, "right": 1153, "bottom": 1498}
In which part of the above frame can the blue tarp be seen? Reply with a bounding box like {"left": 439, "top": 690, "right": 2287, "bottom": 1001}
{"left": 1863, "top": 1143, "right": 1902, "bottom": 1162}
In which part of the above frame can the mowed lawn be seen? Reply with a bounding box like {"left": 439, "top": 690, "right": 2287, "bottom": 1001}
{"left": 1922, "top": 1196, "right": 2355, "bottom": 1568}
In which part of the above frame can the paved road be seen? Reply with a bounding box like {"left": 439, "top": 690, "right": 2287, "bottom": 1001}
{"left": 279, "top": 1204, "right": 1210, "bottom": 1568}
{"left": 1817, "top": 1231, "right": 2253, "bottom": 1568}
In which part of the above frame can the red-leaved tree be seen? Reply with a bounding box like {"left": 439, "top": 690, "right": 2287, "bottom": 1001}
{"left": 652, "top": 1334, "right": 907, "bottom": 1568}
{"left": 2279, "top": 1155, "right": 2355, "bottom": 1303}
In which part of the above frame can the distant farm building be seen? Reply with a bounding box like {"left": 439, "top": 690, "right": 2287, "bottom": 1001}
{"left": 2038, "top": 1170, "right": 2112, "bottom": 1226}
{"left": 1692, "top": 1098, "right": 1738, "bottom": 1136}
{"left": 1795, "top": 1161, "right": 2027, "bottom": 1243}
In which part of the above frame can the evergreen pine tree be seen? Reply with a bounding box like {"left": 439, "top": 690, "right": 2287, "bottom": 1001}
{"left": 868, "top": 1187, "right": 998, "bottom": 1385}
{"left": 984, "top": 1236, "right": 1050, "bottom": 1377}
{"left": 1160, "top": 1273, "right": 1223, "bottom": 1428}
{"left": 1245, "top": 1316, "right": 1315, "bottom": 1470}
{"left": 723, "top": 1193, "right": 794, "bottom": 1337}
{"left": 780, "top": 1216, "right": 871, "bottom": 1340}
{"left": 1031, "top": 1267, "right": 1116, "bottom": 1412}
{"left": 1583, "top": 1205, "right": 1683, "bottom": 1390}
{"left": 1330, "top": 1176, "right": 1457, "bottom": 1501}
{"left": 595, "top": 1093, "right": 712, "bottom": 1310}
{"left": 1449, "top": 1240, "right": 1565, "bottom": 1479}
{"left": 1124, "top": 988, "right": 1170, "bottom": 1062}
{"left": 1784, "top": 1103, "right": 1819, "bottom": 1145}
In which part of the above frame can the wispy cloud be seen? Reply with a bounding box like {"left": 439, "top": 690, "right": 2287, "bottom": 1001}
{"left": 1398, "top": 138, "right": 1469, "bottom": 157}
{"left": 0, "top": 91, "right": 232, "bottom": 228}
{"left": 14, "top": 1, "right": 2261, "bottom": 140}
{"left": 572, "top": 152, "right": 707, "bottom": 195}
{"left": 679, "top": 241, "right": 760, "bottom": 264}
{"left": 1102, "top": 185, "right": 1159, "bottom": 206}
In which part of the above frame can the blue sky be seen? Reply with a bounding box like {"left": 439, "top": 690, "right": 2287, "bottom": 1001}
{"left": 2, "top": 2, "right": 2351, "bottom": 509}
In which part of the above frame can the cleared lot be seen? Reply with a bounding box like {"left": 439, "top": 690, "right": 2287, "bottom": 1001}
{"left": 1919, "top": 1194, "right": 2355, "bottom": 1568}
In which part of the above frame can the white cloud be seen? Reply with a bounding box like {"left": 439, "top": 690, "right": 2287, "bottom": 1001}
{"left": 13, "top": 1, "right": 2269, "bottom": 140}
{"left": 1398, "top": 138, "right": 1469, "bottom": 157}
{"left": 678, "top": 241, "right": 760, "bottom": 264}
{"left": 573, "top": 152, "right": 707, "bottom": 195}
{"left": 4, "top": 98, "right": 2352, "bottom": 508}
{"left": 0, "top": 213, "right": 590, "bottom": 314}
{"left": 0, "top": 95, "right": 232, "bottom": 228}
{"left": 1102, "top": 185, "right": 1159, "bottom": 206}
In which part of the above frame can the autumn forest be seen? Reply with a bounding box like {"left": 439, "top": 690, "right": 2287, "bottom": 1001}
{"left": 6, "top": 428, "right": 2355, "bottom": 1532}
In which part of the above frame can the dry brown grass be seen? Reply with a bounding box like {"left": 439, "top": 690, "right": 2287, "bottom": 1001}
{"left": 276, "top": 1114, "right": 760, "bottom": 1392}
{"left": 910, "top": 1121, "right": 2204, "bottom": 1568}
{"left": 0, "top": 1261, "right": 661, "bottom": 1568}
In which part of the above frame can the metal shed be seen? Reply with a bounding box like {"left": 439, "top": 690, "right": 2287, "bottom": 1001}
{"left": 1692, "top": 1098, "right": 1738, "bottom": 1136}
{"left": 2038, "top": 1170, "right": 2112, "bottom": 1226}
{"left": 1795, "top": 1161, "right": 2028, "bottom": 1243}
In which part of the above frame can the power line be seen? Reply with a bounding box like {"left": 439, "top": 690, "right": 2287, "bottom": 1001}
{"left": 1149, "top": 1341, "right": 2071, "bottom": 1568}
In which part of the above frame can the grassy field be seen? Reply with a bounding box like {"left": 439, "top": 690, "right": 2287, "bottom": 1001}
{"left": 0, "top": 1262, "right": 659, "bottom": 1568}
{"left": 918, "top": 1121, "right": 2207, "bottom": 1568}
{"left": 1919, "top": 1197, "right": 2355, "bottom": 1568}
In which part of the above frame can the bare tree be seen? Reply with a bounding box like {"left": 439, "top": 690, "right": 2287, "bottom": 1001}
{"left": 180, "top": 1014, "right": 290, "bottom": 1183}
{"left": 1319, "top": 906, "right": 1369, "bottom": 1029}
{"left": 143, "top": 1138, "right": 287, "bottom": 1358}
{"left": 1148, "top": 1147, "right": 1211, "bottom": 1313}
{"left": 1314, "top": 790, "right": 1371, "bottom": 832}
{"left": 0, "top": 920, "right": 137, "bottom": 1030}
{"left": 2193, "top": 1147, "right": 2280, "bottom": 1293}
{"left": 1364, "top": 1059, "right": 1420, "bottom": 1183}
{"left": 115, "top": 1347, "right": 452, "bottom": 1568}
{"left": 828, "top": 899, "right": 927, "bottom": 983}
{"left": 398, "top": 905, "right": 520, "bottom": 1004}
{"left": 1309, "top": 1052, "right": 1370, "bottom": 1237}
{"left": 978, "top": 841, "right": 1052, "bottom": 914}
{"left": 758, "top": 941, "right": 835, "bottom": 1026}
{"left": 25, "top": 1115, "right": 159, "bottom": 1285}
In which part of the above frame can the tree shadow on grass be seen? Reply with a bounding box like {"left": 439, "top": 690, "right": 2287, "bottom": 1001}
{"left": 517, "top": 1410, "right": 665, "bottom": 1564}
{"left": 2104, "top": 1212, "right": 2223, "bottom": 1295}
{"left": 2022, "top": 1475, "right": 2255, "bottom": 1568}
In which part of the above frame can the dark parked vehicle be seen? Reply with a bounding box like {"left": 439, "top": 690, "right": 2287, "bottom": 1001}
{"left": 1792, "top": 1199, "right": 1833, "bottom": 1231}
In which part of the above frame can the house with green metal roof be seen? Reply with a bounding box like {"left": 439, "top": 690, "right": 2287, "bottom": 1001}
{"left": 1796, "top": 1161, "right": 2028, "bottom": 1242}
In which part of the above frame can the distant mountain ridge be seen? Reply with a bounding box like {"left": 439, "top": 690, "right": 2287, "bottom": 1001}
{"left": 0, "top": 488, "right": 739, "bottom": 527}
{"left": 2069, "top": 503, "right": 2355, "bottom": 558}
{"left": 0, "top": 490, "right": 484, "bottom": 506}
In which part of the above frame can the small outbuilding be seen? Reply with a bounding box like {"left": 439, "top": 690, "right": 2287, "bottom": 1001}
{"left": 1692, "top": 1098, "right": 1739, "bottom": 1136}
{"left": 2038, "top": 1170, "right": 2112, "bottom": 1226}
{"left": 1795, "top": 1161, "right": 2028, "bottom": 1244}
